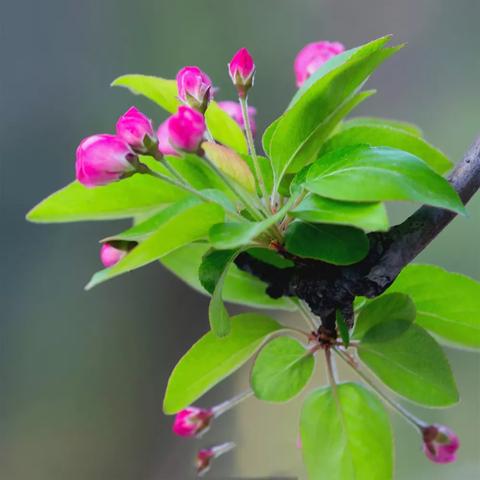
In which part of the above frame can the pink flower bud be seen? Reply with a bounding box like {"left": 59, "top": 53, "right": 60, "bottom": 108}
{"left": 100, "top": 242, "right": 127, "bottom": 268}
{"left": 167, "top": 106, "right": 205, "bottom": 152}
{"left": 294, "top": 41, "right": 345, "bottom": 87}
{"left": 176, "top": 66, "right": 213, "bottom": 113}
{"left": 422, "top": 424, "right": 460, "bottom": 464}
{"left": 115, "top": 107, "right": 155, "bottom": 152}
{"left": 196, "top": 442, "right": 235, "bottom": 477}
{"left": 75, "top": 134, "right": 135, "bottom": 188}
{"left": 156, "top": 119, "right": 179, "bottom": 157}
{"left": 217, "top": 100, "right": 257, "bottom": 137}
{"left": 228, "top": 48, "right": 255, "bottom": 96}
{"left": 172, "top": 407, "right": 213, "bottom": 438}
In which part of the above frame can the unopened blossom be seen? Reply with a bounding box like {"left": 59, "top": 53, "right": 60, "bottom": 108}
{"left": 228, "top": 48, "right": 255, "bottom": 96}
{"left": 196, "top": 442, "right": 236, "bottom": 477}
{"left": 422, "top": 424, "right": 460, "bottom": 464}
{"left": 294, "top": 41, "right": 345, "bottom": 87}
{"left": 167, "top": 106, "right": 205, "bottom": 152}
{"left": 75, "top": 134, "right": 135, "bottom": 187}
{"left": 157, "top": 119, "right": 179, "bottom": 156}
{"left": 115, "top": 106, "right": 155, "bottom": 152}
{"left": 176, "top": 66, "right": 213, "bottom": 112}
{"left": 218, "top": 100, "right": 257, "bottom": 137}
{"left": 100, "top": 243, "right": 127, "bottom": 268}
{"left": 172, "top": 407, "right": 213, "bottom": 438}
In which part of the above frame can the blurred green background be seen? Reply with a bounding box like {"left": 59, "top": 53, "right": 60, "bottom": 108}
{"left": 2, "top": 0, "right": 479, "bottom": 478}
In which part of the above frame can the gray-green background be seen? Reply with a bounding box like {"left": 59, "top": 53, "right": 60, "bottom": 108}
{"left": 1, "top": 0, "right": 479, "bottom": 478}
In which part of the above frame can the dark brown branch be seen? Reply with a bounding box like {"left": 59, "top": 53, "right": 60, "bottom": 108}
{"left": 235, "top": 136, "right": 480, "bottom": 330}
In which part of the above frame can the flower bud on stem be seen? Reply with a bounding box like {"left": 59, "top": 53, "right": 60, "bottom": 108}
{"left": 239, "top": 96, "right": 269, "bottom": 206}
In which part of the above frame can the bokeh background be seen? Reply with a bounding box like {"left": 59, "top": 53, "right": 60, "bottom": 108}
{"left": 1, "top": 0, "right": 479, "bottom": 478}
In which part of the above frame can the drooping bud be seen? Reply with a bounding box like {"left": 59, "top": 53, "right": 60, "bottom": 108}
{"left": 196, "top": 442, "right": 236, "bottom": 477}
{"left": 75, "top": 134, "right": 136, "bottom": 188}
{"left": 157, "top": 119, "right": 179, "bottom": 157}
{"left": 172, "top": 407, "right": 213, "bottom": 438}
{"left": 176, "top": 66, "right": 213, "bottom": 113}
{"left": 422, "top": 424, "right": 460, "bottom": 464}
{"left": 167, "top": 106, "right": 206, "bottom": 152}
{"left": 294, "top": 41, "right": 345, "bottom": 87}
{"left": 115, "top": 106, "right": 155, "bottom": 153}
{"left": 100, "top": 242, "right": 127, "bottom": 268}
{"left": 217, "top": 100, "right": 257, "bottom": 137}
{"left": 228, "top": 48, "right": 255, "bottom": 98}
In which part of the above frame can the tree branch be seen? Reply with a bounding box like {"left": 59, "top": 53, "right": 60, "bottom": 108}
{"left": 235, "top": 136, "right": 480, "bottom": 331}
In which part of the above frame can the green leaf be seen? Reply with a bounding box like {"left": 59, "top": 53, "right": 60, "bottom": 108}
{"left": 262, "top": 118, "right": 281, "bottom": 157}
{"left": 163, "top": 313, "right": 282, "bottom": 414}
{"left": 336, "top": 310, "right": 350, "bottom": 347}
{"left": 201, "top": 141, "right": 256, "bottom": 192}
{"left": 289, "top": 194, "right": 389, "bottom": 232}
{"left": 104, "top": 197, "right": 202, "bottom": 242}
{"left": 358, "top": 321, "right": 459, "bottom": 406}
{"left": 209, "top": 197, "right": 296, "bottom": 250}
{"left": 284, "top": 221, "right": 369, "bottom": 265}
{"left": 112, "top": 74, "right": 179, "bottom": 112}
{"left": 270, "top": 36, "right": 399, "bottom": 189}
{"left": 27, "top": 175, "right": 186, "bottom": 223}
{"left": 166, "top": 154, "right": 231, "bottom": 194}
{"left": 112, "top": 74, "right": 247, "bottom": 153}
{"left": 200, "top": 249, "right": 242, "bottom": 337}
{"left": 246, "top": 247, "right": 294, "bottom": 268}
{"left": 386, "top": 264, "right": 480, "bottom": 349}
{"left": 160, "top": 244, "right": 295, "bottom": 310}
{"left": 85, "top": 202, "right": 224, "bottom": 289}
{"left": 305, "top": 145, "right": 465, "bottom": 214}
{"left": 342, "top": 116, "right": 423, "bottom": 137}
{"left": 242, "top": 154, "right": 274, "bottom": 195}
{"left": 301, "top": 382, "right": 393, "bottom": 480}
{"left": 321, "top": 123, "right": 452, "bottom": 174}
{"left": 251, "top": 336, "right": 314, "bottom": 402}
{"left": 205, "top": 102, "right": 248, "bottom": 154}
{"left": 353, "top": 293, "right": 416, "bottom": 340}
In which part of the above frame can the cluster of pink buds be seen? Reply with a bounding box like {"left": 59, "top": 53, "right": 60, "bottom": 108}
{"left": 422, "top": 424, "right": 460, "bottom": 464}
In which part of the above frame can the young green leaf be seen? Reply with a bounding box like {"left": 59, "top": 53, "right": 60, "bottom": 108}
{"left": 160, "top": 244, "right": 296, "bottom": 310}
{"left": 262, "top": 117, "right": 281, "bottom": 157}
{"left": 200, "top": 249, "right": 241, "bottom": 337}
{"left": 386, "top": 264, "right": 480, "bottom": 349}
{"left": 321, "top": 123, "right": 452, "bottom": 174}
{"left": 85, "top": 202, "right": 224, "bottom": 289}
{"left": 289, "top": 194, "right": 389, "bottom": 232}
{"left": 284, "top": 221, "right": 369, "bottom": 265}
{"left": 242, "top": 154, "right": 274, "bottom": 195}
{"left": 269, "top": 36, "right": 399, "bottom": 190}
{"left": 103, "top": 197, "right": 202, "bottom": 242}
{"left": 336, "top": 310, "right": 350, "bottom": 347}
{"left": 305, "top": 145, "right": 465, "bottom": 214}
{"left": 27, "top": 175, "right": 186, "bottom": 223}
{"left": 201, "top": 142, "right": 256, "bottom": 192}
{"left": 301, "top": 382, "right": 393, "bottom": 480}
{"left": 358, "top": 321, "right": 459, "bottom": 406}
{"left": 353, "top": 293, "right": 416, "bottom": 340}
{"left": 342, "top": 116, "right": 423, "bottom": 137}
{"left": 251, "top": 336, "right": 315, "bottom": 402}
{"left": 163, "top": 313, "right": 282, "bottom": 414}
{"left": 112, "top": 74, "right": 247, "bottom": 153}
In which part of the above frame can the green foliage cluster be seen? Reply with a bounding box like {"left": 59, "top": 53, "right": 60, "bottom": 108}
{"left": 28, "top": 36, "right": 479, "bottom": 479}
